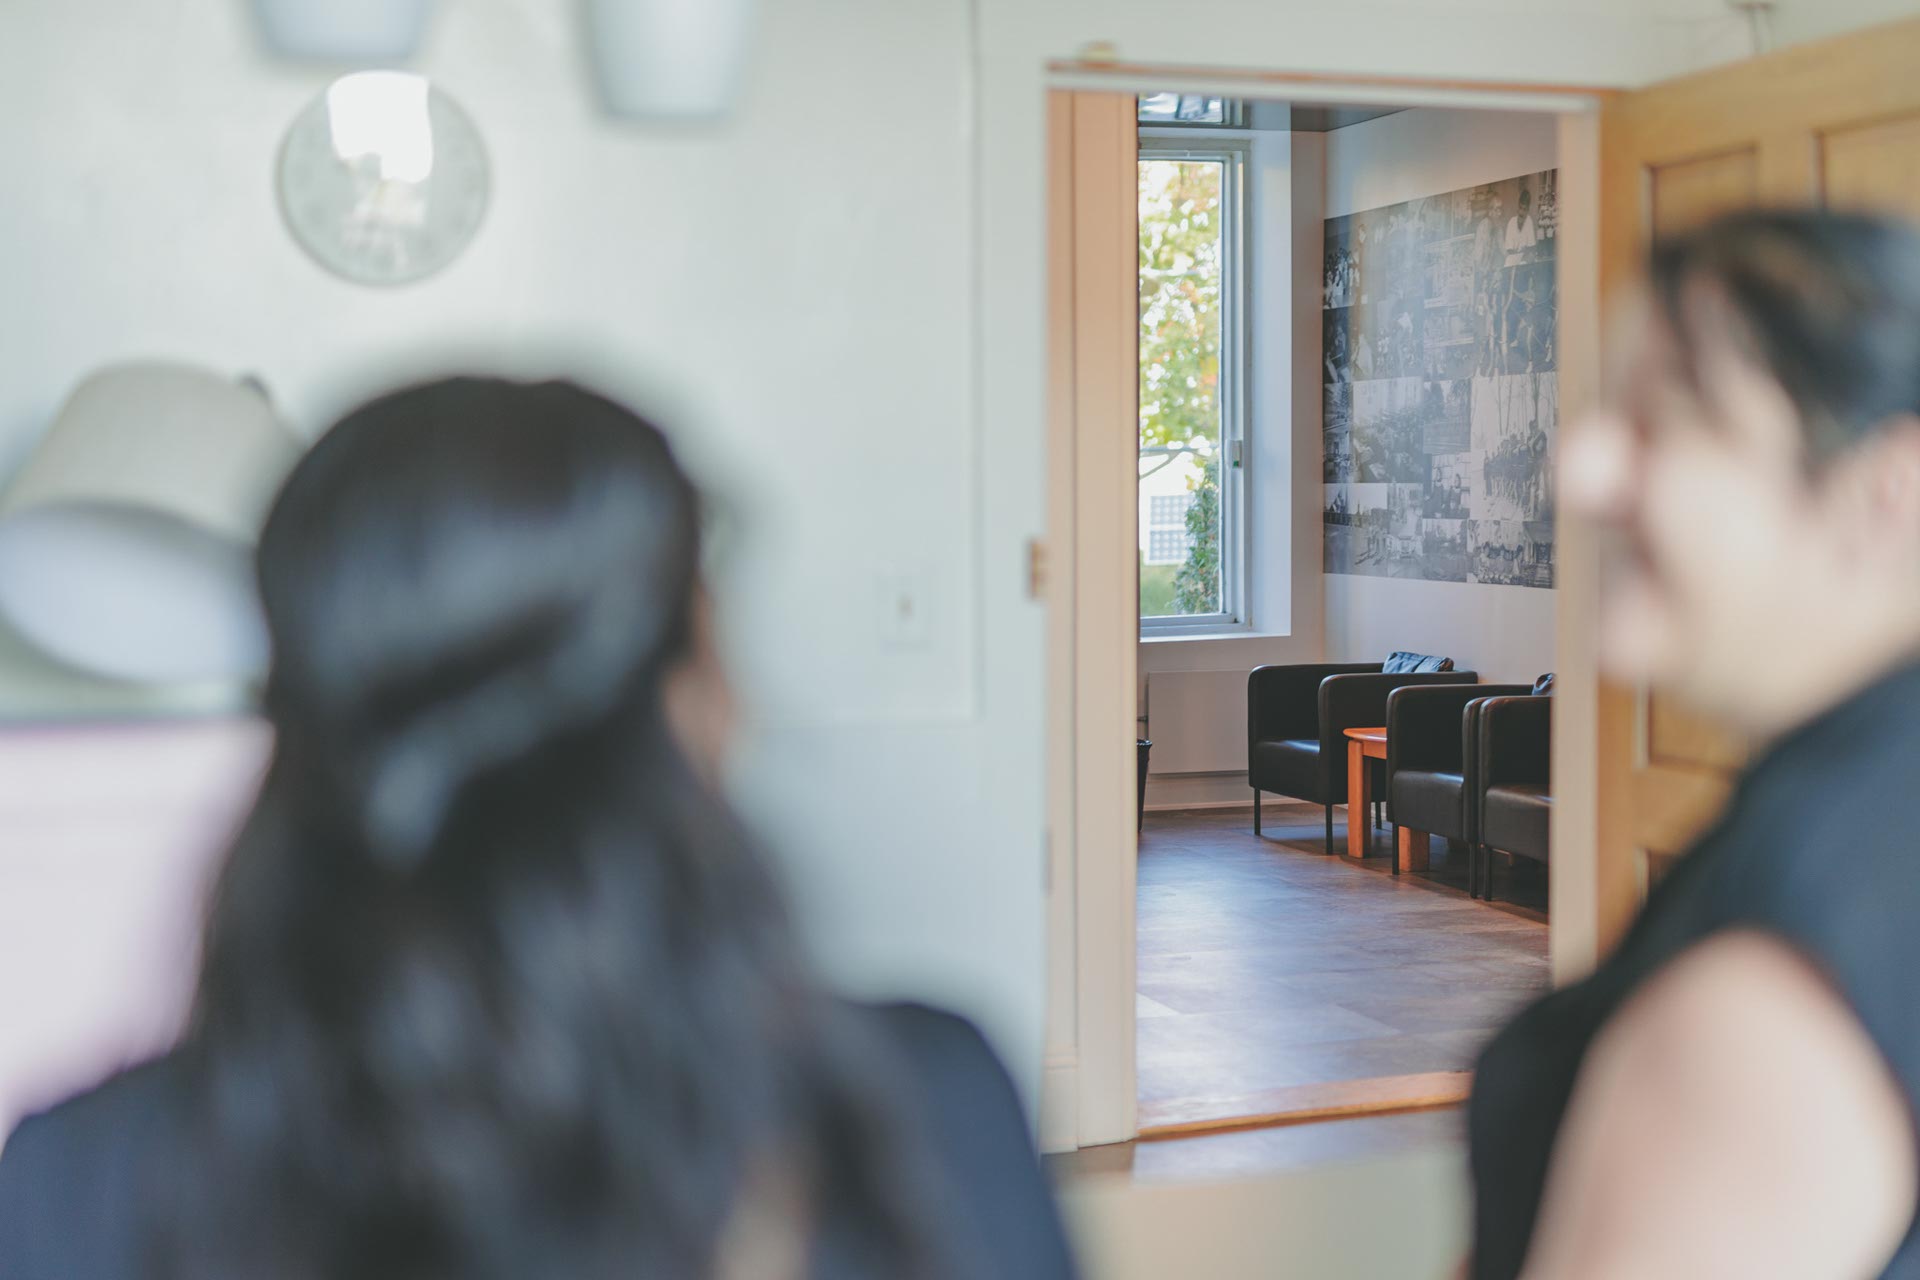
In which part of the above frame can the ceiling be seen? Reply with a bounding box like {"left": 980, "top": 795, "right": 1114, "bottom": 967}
{"left": 1286, "top": 104, "right": 1406, "bottom": 133}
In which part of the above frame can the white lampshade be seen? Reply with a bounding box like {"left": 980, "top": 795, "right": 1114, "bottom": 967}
{"left": 584, "top": 0, "right": 758, "bottom": 121}
{"left": 252, "top": 0, "right": 435, "bottom": 62}
{"left": 0, "top": 364, "right": 304, "bottom": 684}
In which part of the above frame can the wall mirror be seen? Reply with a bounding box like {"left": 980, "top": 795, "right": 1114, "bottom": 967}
{"left": 278, "top": 72, "right": 490, "bottom": 287}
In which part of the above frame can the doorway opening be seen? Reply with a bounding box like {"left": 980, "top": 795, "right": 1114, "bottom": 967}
{"left": 1047, "top": 72, "right": 1602, "bottom": 1147}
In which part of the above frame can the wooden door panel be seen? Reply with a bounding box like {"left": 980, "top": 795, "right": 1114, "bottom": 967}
{"left": 1588, "top": 16, "right": 1920, "bottom": 958}
{"left": 1631, "top": 769, "right": 1734, "bottom": 858}
{"left": 1650, "top": 149, "right": 1759, "bottom": 233}
{"left": 1822, "top": 113, "right": 1920, "bottom": 219}
{"left": 1647, "top": 696, "right": 1747, "bottom": 772}
{"left": 1632, "top": 147, "right": 1756, "bottom": 832}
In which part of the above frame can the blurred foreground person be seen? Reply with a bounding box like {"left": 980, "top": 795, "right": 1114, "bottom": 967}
{"left": 0, "top": 379, "right": 1077, "bottom": 1280}
{"left": 1472, "top": 211, "right": 1920, "bottom": 1278}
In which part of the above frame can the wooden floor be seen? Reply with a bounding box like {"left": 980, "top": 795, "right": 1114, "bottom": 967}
{"left": 1137, "top": 805, "right": 1548, "bottom": 1114}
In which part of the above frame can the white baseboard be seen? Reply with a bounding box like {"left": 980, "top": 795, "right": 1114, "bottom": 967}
{"left": 1038, "top": 1052, "right": 1079, "bottom": 1153}
{"left": 1143, "top": 771, "right": 1327, "bottom": 813}
{"left": 1143, "top": 771, "right": 1249, "bottom": 811}
{"left": 1144, "top": 771, "right": 1313, "bottom": 809}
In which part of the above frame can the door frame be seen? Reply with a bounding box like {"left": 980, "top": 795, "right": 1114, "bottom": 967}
{"left": 1043, "top": 62, "right": 1612, "bottom": 1151}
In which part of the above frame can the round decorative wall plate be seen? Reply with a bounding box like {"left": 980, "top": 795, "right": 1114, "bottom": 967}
{"left": 277, "top": 72, "right": 489, "bottom": 286}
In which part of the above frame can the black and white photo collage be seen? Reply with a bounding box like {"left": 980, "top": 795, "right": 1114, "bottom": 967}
{"left": 1322, "top": 169, "right": 1557, "bottom": 588}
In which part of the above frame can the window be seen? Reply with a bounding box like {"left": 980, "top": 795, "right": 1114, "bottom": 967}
{"left": 1136, "top": 94, "right": 1244, "bottom": 127}
{"left": 1138, "top": 136, "right": 1246, "bottom": 631}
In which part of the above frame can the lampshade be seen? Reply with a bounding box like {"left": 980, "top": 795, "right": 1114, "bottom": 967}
{"left": 0, "top": 363, "right": 304, "bottom": 684}
{"left": 252, "top": 0, "right": 435, "bottom": 62}
{"left": 584, "top": 0, "right": 758, "bottom": 121}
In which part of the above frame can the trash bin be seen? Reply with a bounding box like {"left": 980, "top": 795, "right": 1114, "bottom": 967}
{"left": 1136, "top": 738, "right": 1152, "bottom": 833}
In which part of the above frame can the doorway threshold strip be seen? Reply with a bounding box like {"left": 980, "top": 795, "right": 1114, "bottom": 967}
{"left": 1137, "top": 1071, "right": 1472, "bottom": 1140}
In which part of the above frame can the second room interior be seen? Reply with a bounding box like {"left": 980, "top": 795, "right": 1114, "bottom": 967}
{"left": 1130, "top": 93, "right": 1559, "bottom": 1124}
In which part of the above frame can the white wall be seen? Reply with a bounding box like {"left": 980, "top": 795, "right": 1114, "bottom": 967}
{"left": 0, "top": 0, "right": 1049, "bottom": 1109}
{"left": 1325, "top": 572, "right": 1555, "bottom": 682}
{"left": 1768, "top": 1, "right": 1920, "bottom": 48}
{"left": 0, "top": 721, "right": 264, "bottom": 1134}
{"left": 981, "top": 0, "right": 1737, "bottom": 85}
{"left": 1321, "top": 108, "right": 1561, "bottom": 684}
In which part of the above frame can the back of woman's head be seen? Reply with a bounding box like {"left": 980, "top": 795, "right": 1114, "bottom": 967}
{"left": 168, "top": 378, "right": 947, "bottom": 1280}
{"left": 259, "top": 377, "right": 703, "bottom": 862}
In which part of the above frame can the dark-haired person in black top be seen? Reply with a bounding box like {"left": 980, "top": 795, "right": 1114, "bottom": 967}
{"left": 0, "top": 379, "right": 1078, "bottom": 1280}
{"left": 1471, "top": 210, "right": 1920, "bottom": 1278}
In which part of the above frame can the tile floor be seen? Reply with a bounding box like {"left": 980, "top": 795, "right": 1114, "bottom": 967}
{"left": 1136, "top": 805, "right": 1549, "bottom": 1107}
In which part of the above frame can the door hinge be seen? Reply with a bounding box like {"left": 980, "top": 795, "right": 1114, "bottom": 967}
{"left": 1027, "top": 538, "right": 1048, "bottom": 599}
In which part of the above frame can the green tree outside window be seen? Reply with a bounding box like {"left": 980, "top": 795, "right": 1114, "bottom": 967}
{"left": 1139, "top": 157, "right": 1224, "bottom": 617}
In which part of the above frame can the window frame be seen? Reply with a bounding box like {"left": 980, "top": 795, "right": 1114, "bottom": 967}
{"left": 1136, "top": 95, "right": 1247, "bottom": 128}
{"left": 1136, "top": 136, "right": 1249, "bottom": 636}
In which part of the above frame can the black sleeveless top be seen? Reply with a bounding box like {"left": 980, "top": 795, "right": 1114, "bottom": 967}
{"left": 1471, "top": 660, "right": 1920, "bottom": 1279}
{"left": 0, "top": 1003, "right": 1077, "bottom": 1280}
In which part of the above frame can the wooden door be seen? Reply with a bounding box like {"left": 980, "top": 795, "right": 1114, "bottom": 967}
{"left": 1588, "top": 17, "right": 1920, "bottom": 952}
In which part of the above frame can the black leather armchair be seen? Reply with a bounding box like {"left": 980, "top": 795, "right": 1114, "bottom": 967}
{"left": 1383, "top": 683, "right": 1532, "bottom": 877}
{"left": 1475, "top": 695, "right": 1553, "bottom": 901}
{"left": 1248, "top": 663, "right": 1478, "bottom": 854}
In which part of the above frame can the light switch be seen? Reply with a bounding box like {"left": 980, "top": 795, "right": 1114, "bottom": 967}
{"left": 876, "top": 567, "right": 931, "bottom": 649}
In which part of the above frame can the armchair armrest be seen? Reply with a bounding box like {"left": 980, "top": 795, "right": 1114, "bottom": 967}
{"left": 1248, "top": 662, "right": 1379, "bottom": 748}
{"left": 1386, "top": 683, "right": 1531, "bottom": 776}
{"left": 1318, "top": 671, "right": 1478, "bottom": 765}
{"left": 1476, "top": 695, "right": 1553, "bottom": 790}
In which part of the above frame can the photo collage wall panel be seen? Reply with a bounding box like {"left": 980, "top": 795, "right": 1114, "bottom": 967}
{"left": 1322, "top": 168, "right": 1557, "bottom": 588}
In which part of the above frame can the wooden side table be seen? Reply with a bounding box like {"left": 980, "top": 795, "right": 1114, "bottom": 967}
{"left": 1343, "top": 726, "right": 1429, "bottom": 874}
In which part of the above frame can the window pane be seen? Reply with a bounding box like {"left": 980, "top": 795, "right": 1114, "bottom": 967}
{"left": 1139, "top": 157, "right": 1224, "bottom": 618}
{"left": 1138, "top": 94, "right": 1226, "bottom": 125}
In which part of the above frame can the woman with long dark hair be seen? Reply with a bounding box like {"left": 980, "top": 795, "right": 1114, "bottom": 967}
{"left": 0, "top": 379, "right": 1076, "bottom": 1280}
{"left": 1471, "top": 211, "right": 1920, "bottom": 1277}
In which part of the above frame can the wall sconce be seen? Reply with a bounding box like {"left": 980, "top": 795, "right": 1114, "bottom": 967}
{"left": 252, "top": 0, "right": 436, "bottom": 62}
{"left": 0, "top": 364, "right": 304, "bottom": 685}
{"left": 583, "top": 0, "right": 759, "bottom": 121}
{"left": 249, "top": 0, "right": 759, "bottom": 121}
